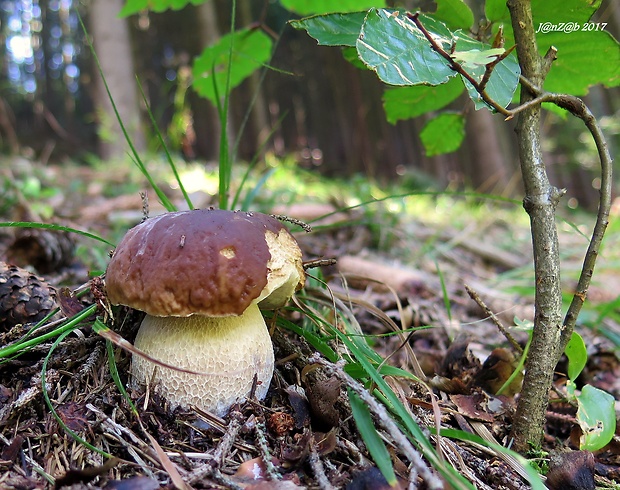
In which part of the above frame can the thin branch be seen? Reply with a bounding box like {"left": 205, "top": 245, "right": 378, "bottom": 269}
{"left": 507, "top": 86, "right": 613, "bottom": 343}
{"left": 559, "top": 102, "right": 613, "bottom": 343}
{"left": 407, "top": 12, "right": 511, "bottom": 116}
{"left": 186, "top": 409, "right": 245, "bottom": 485}
{"left": 409, "top": 11, "right": 612, "bottom": 338}
{"left": 308, "top": 434, "right": 336, "bottom": 490}
{"left": 464, "top": 284, "right": 523, "bottom": 355}
{"left": 479, "top": 45, "right": 516, "bottom": 92}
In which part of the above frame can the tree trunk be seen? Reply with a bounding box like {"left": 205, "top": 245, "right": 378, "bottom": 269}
{"left": 89, "top": 0, "right": 145, "bottom": 160}
{"left": 507, "top": 0, "right": 565, "bottom": 452}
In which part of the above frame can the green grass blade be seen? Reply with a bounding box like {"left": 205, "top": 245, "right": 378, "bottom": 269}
{"left": 0, "top": 222, "right": 115, "bottom": 247}
{"left": 273, "top": 314, "right": 339, "bottom": 362}
{"left": 214, "top": 0, "right": 237, "bottom": 210}
{"left": 231, "top": 111, "right": 288, "bottom": 210}
{"left": 325, "top": 313, "right": 474, "bottom": 489}
{"left": 103, "top": 326, "right": 138, "bottom": 415}
{"left": 295, "top": 294, "right": 473, "bottom": 488}
{"left": 348, "top": 389, "right": 398, "bottom": 486}
{"left": 307, "top": 190, "right": 521, "bottom": 229}
{"left": 136, "top": 77, "right": 192, "bottom": 211}
{"left": 126, "top": 153, "right": 175, "bottom": 211}
{"left": 439, "top": 428, "right": 546, "bottom": 489}
{"left": 0, "top": 305, "right": 97, "bottom": 361}
{"left": 241, "top": 167, "right": 276, "bottom": 210}
{"left": 213, "top": 63, "right": 231, "bottom": 210}
{"left": 230, "top": 21, "right": 286, "bottom": 163}
{"left": 77, "top": 12, "right": 175, "bottom": 213}
{"left": 41, "top": 325, "right": 112, "bottom": 458}
{"left": 344, "top": 362, "right": 420, "bottom": 381}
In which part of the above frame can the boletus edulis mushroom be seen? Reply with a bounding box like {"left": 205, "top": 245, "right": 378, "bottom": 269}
{"left": 105, "top": 209, "right": 305, "bottom": 416}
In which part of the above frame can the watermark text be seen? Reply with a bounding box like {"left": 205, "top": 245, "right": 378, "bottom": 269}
{"left": 536, "top": 22, "right": 607, "bottom": 34}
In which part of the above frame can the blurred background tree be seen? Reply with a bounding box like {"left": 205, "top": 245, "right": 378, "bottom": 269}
{"left": 0, "top": 0, "right": 618, "bottom": 210}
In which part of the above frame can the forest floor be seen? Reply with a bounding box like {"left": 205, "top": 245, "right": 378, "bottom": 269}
{"left": 1, "top": 155, "right": 620, "bottom": 489}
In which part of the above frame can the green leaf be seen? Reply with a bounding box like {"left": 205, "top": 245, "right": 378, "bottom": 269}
{"left": 433, "top": 0, "right": 474, "bottom": 31}
{"left": 485, "top": 0, "right": 617, "bottom": 96}
{"left": 564, "top": 332, "right": 588, "bottom": 382}
{"left": 281, "top": 0, "right": 385, "bottom": 16}
{"left": 484, "top": 0, "right": 509, "bottom": 23}
{"left": 382, "top": 77, "right": 464, "bottom": 123}
{"left": 451, "top": 48, "right": 506, "bottom": 68}
{"left": 356, "top": 9, "right": 456, "bottom": 86}
{"left": 192, "top": 29, "right": 272, "bottom": 104}
{"left": 538, "top": 31, "right": 620, "bottom": 95}
{"left": 486, "top": 0, "right": 602, "bottom": 28}
{"left": 420, "top": 112, "right": 465, "bottom": 155}
{"left": 454, "top": 36, "right": 520, "bottom": 110}
{"left": 289, "top": 12, "right": 368, "bottom": 47}
{"left": 348, "top": 389, "right": 398, "bottom": 487}
{"left": 120, "top": 0, "right": 201, "bottom": 16}
{"left": 342, "top": 46, "right": 369, "bottom": 69}
{"left": 576, "top": 384, "right": 616, "bottom": 451}
{"left": 532, "top": 0, "right": 602, "bottom": 24}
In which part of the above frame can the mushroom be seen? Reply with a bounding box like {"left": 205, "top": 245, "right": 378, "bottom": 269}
{"left": 105, "top": 209, "right": 305, "bottom": 416}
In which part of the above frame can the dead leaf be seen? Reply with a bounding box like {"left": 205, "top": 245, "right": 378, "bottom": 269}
{"left": 285, "top": 385, "right": 311, "bottom": 429}
{"left": 450, "top": 393, "right": 494, "bottom": 423}
{"left": 304, "top": 375, "right": 341, "bottom": 429}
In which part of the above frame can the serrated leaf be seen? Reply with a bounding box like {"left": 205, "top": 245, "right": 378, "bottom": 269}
{"left": 356, "top": 9, "right": 456, "bottom": 86}
{"left": 576, "top": 384, "right": 616, "bottom": 451}
{"left": 348, "top": 390, "right": 398, "bottom": 487}
{"left": 382, "top": 77, "right": 464, "bottom": 123}
{"left": 192, "top": 29, "right": 272, "bottom": 104}
{"left": 420, "top": 112, "right": 465, "bottom": 155}
{"left": 289, "top": 12, "right": 368, "bottom": 47}
{"left": 281, "top": 0, "right": 386, "bottom": 16}
{"left": 120, "top": 0, "right": 201, "bottom": 16}
{"left": 564, "top": 331, "right": 588, "bottom": 382}
{"left": 434, "top": 0, "right": 474, "bottom": 31}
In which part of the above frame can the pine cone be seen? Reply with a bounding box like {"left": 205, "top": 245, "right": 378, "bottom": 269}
{"left": 0, "top": 262, "right": 58, "bottom": 331}
{"left": 6, "top": 228, "right": 75, "bottom": 274}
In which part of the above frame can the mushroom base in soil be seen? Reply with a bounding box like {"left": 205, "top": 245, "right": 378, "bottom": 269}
{"left": 131, "top": 303, "right": 274, "bottom": 417}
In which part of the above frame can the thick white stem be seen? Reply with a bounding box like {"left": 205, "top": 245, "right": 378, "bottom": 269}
{"left": 130, "top": 303, "right": 274, "bottom": 416}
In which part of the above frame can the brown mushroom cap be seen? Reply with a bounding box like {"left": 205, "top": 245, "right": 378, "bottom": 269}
{"left": 105, "top": 209, "right": 305, "bottom": 316}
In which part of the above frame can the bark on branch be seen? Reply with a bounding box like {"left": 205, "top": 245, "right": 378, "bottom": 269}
{"left": 413, "top": 1, "right": 613, "bottom": 452}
